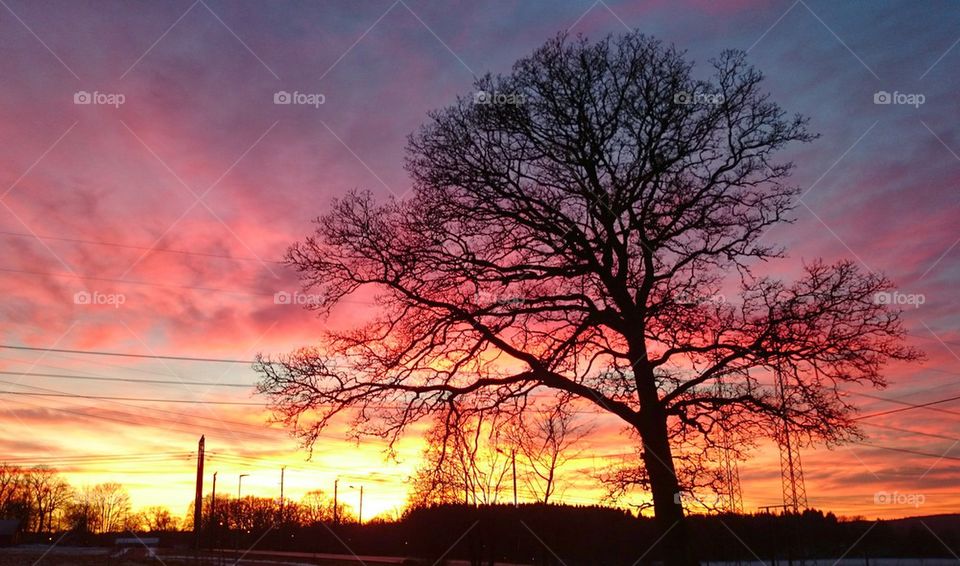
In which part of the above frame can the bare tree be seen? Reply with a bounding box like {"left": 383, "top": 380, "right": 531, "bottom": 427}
{"left": 257, "top": 31, "right": 918, "bottom": 565}
{"left": 0, "top": 464, "right": 29, "bottom": 522}
{"left": 124, "top": 511, "right": 148, "bottom": 533}
{"left": 230, "top": 496, "right": 279, "bottom": 533}
{"left": 299, "top": 489, "right": 349, "bottom": 525}
{"left": 509, "top": 393, "right": 593, "bottom": 504}
{"left": 26, "top": 467, "right": 71, "bottom": 533}
{"left": 409, "top": 409, "right": 512, "bottom": 507}
{"left": 90, "top": 482, "right": 131, "bottom": 533}
{"left": 65, "top": 485, "right": 96, "bottom": 533}
{"left": 143, "top": 505, "right": 179, "bottom": 532}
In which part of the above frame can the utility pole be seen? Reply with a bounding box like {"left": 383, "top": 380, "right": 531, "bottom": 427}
{"left": 511, "top": 449, "right": 518, "bottom": 506}
{"left": 280, "top": 466, "right": 286, "bottom": 524}
{"left": 211, "top": 471, "right": 217, "bottom": 550}
{"left": 193, "top": 435, "right": 205, "bottom": 549}
{"left": 333, "top": 479, "right": 339, "bottom": 524}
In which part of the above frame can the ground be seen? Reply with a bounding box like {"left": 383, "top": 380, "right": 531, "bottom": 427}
{"left": 0, "top": 546, "right": 399, "bottom": 566}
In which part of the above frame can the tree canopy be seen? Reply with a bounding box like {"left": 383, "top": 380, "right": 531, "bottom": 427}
{"left": 256, "top": 31, "right": 918, "bottom": 566}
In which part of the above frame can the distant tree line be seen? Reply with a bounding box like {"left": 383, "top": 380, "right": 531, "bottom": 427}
{"left": 0, "top": 464, "right": 356, "bottom": 536}
{"left": 0, "top": 464, "right": 151, "bottom": 534}
{"left": 2, "top": 465, "right": 956, "bottom": 561}
{"left": 202, "top": 505, "right": 960, "bottom": 563}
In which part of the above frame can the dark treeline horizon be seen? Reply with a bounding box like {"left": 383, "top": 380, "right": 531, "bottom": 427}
{"left": 7, "top": 493, "right": 959, "bottom": 563}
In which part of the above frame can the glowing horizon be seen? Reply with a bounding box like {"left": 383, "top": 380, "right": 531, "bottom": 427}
{"left": 1, "top": 0, "right": 959, "bottom": 527}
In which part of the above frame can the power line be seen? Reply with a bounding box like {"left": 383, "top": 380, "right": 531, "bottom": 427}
{"left": 1, "top": 353, "right": 222, "bottom": 381}
{"left": 2, "top": 452, "right": 194, "bottom": 464}
{"left": 906, "top": 331, "right": 960, "bottom": 351}
{"left": 0, "top": 265, "right": 372, "bottom": 305}
{"left": 2, "top": 396, "right": 282, "bottom": 443}
{"left": 861, "top": 443, "right": 960, "bottom": 462}
{"left": 0, "top": 379, "right": 283, "bottom": 440}
{"left": 0, "top": 344, "right": 258, "bottom": 364}
{"left": 0, "top": 388, "right": 264, "bottom": 406}
{"left": 855, "top": 393, "right": 960, "bottom": 420}
{"left": 0, "top": 230, "right": 286, "bottom": 264}
{"left": 860, "top": 421, "right": 960, "bottom": 443}
{"left": 0, "top": 370, "right": 253, "bottom": 388}
{"left": 4, "top": 378, "right": 277, "bottom": 432}
{"left": 0, "top": 379, "right": 359, "bottom": 446}
{"left": 0, "top": 266, "right": 272, "bottom": 298}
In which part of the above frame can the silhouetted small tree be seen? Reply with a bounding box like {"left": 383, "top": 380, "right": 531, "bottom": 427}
{"left": 300, "top": 489, "right": 345, "bottom": 525}
{"left": 509, "top": 392, "right": 593, "bottom": 504}
{"left": 409, "top": 409, "right": 512, "bottom": 507}
{"left": 25, "top": 466, "right": 71, "bottom": 533}
{"left": 0, "top": 464, "right": 31, "bottom": 527}
{"left": 143, "top": 505, "right": 179, "bottom": 532}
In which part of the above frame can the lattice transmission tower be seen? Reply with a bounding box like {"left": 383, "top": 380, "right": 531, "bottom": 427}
{"left": 775, "top": 370, "right": 807, "bottom": 513}
{"left": 715, "top": 377, "right": 743, "bottom": 514}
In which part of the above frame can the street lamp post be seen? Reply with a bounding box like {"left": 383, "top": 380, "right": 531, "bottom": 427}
{"left": 238, "top": 474, "right": 249, "bottom": 499}
{"left": 211, "top": 471, "right": 218, "bottom": 549}
{"left": 235, "top": 474, "right": 249, "bottom": 555}
{"left": 333, "top": 479, "right": 339, "bottom": 524}
{"left": 349, "top": 484, "right": 364, "bottom": 524}
{"left": 496, "top": 447, "right": 518, "bottom": 506}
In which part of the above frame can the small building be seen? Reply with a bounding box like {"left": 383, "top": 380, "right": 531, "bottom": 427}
{"left": 0, "top": 520, "right": 22, "bottom": 547}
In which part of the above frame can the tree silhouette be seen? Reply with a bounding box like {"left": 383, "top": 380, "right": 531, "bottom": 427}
{"left": 408, "top": 409, "right": 512, "bottom": 507}
{"left": 256, "top": 31, "right": 918, "bottom": 565}
{"left": 300, "top": 489, "right": 348, "bottom": 525}
{"left": 25, "top": 466, "right": 71, "bottom": 533}
{"left": 143, "top": 505, "right": 179, "bottom": 532}
{"left": 508, "top": 392, "right": 593, "bottom": 504}
{"left": 0, "top": 465, "right": 30, "bottom": 526}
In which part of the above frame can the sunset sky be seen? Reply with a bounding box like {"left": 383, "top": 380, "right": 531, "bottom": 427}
{"left": 1, "top": 0, "right": 958, "bottom": 523}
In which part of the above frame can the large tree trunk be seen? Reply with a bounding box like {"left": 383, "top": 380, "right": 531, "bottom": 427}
{"left": 638, "top": 405, "right": 697, "bottom": 566}
{"left": 636, "top": 361, "right": 698, "bottom": 566}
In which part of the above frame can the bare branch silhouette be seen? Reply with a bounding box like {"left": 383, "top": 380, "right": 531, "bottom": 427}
{"left": 256, "top": 31, "right": 920, "bottom": 566}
